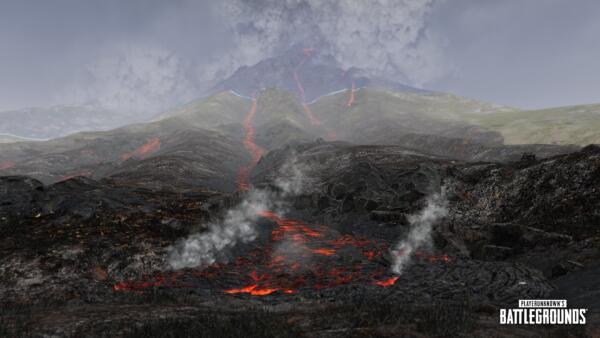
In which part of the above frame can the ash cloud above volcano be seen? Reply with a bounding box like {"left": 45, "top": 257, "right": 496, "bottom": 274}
{"left": 216, "top": 0, "right": 445, "bottom": 87}
{"left": 2, "top": 1, "right": 599, "bottom": 114}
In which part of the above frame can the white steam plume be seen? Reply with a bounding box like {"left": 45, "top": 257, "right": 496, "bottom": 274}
{"left": 274, "top": 153, "right": 312, "bottom": 196}
{"left": 168, "top": 155, "right": 309, "bottom": 270}
{"left": 216, "top": 0, "right": 447, "bottom": 87}
{"left": 391, "top": 188, "right": 448, "bottom": 274}
{"left": 168, "top": 189, "right": 269, "bottom": 269}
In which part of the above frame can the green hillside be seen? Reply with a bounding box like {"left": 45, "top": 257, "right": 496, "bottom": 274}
{"left": 310, "top": 88, "right": 599, "bottom": 146}
{"left": 153, "top": 91, "right": 250, "bottom": 129}
{"left": 464, "top": 104, "right": 600, "bottom": 145}
{"left": 0, "top": 134, "right": 39, "bottom": 144}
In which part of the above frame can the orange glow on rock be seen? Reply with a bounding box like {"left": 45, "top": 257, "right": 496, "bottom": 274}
{"left": 224, "top": 284, "right": 290, "bottom": 296}
{"left": 346, "top": 80, "right": 356, "bottom": 107}
{"left": 121, "top": 137, "right": 161, "bottom": 160}
{"left": 292, "top": 48, "right": 323, "bottom": 126}
{"left": 311, "top": 248, "right": 336, "bottom": 256}
{"left": 59, "top": 170, "right": 93, "bottom": 182}
{"left": 236, "top": 95, "right": 264, "bottom": 191}
{"left": 374, "top": 276, "right": 399, "bottom": 287}
{"left": 0, "top": 161, "right": 15, "bottom": 170}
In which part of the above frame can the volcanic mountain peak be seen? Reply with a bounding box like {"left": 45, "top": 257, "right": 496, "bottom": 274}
{"left": 211, "top": 46, "right": 427, "bottom": 103}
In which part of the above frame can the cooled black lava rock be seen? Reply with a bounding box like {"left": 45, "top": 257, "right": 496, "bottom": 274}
{"left": 0, "top": 176, "right": 46, "bottom": 219}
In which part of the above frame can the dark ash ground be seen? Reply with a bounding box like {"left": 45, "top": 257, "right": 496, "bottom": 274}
{"left": 1, "top": 141, "right": 599, "bottom": 337}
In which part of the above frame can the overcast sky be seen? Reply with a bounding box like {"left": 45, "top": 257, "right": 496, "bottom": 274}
{"left": 0, "top": 0, "right": 598, "bottom": 112}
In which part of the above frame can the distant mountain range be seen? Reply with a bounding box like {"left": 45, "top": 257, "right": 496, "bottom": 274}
{"left": 0, "top": 104, "right": 146, "bottom": 140}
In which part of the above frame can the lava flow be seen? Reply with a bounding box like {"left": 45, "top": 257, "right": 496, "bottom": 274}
{"left": 292, "top": 48, "right": 339, "bottom": 141}
{"left": 0, "top": 161, "right": 14, "bottom": 170}
{"left": 374, "top": 276, "right": 400, "bottom": 287}
{"left": 121, "top": 137, "right": 161, "bottom": 160}
{"left": 346, "top": 80, "right": 356, "bottom": 107}
{"left": 236, "top": 95, "right": 264, "bottom": 191}
{"left": 293, "top": 48, "right": 322, "bottom": 126}
{"left": 59, "top": 169, "right": 93, "bottom": 182}
{"left": 221, "top": 210, "right": 400, "bottom": 296}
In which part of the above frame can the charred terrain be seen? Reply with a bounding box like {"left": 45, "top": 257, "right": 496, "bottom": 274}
{"left": 1, "top": 48, "right": 599, "bottom": 337}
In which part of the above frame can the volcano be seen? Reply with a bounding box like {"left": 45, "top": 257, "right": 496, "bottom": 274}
{"left": 1, "top": 48, "right": 600, "bottom": 337}
{"left": 211, "top": 46, "right": 430, "bottom": 104}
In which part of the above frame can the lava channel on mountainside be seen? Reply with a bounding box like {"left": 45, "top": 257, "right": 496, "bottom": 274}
{"left": 236, "top": 94, "right": 264, "bottom": 191}
{"left": 293, "top": 48, "right": 322, "bottom": 127}
{"left": 347, "top": 80, "right": 356, "bottom": 107}
{"left": 292, "top": 48, "right": 339, "bottom": 141}
{"left": 121, "top": 137, "right": 161, "bottom": 161}
{"left": 0, "top": 161, "right": 15, "bottom": 170}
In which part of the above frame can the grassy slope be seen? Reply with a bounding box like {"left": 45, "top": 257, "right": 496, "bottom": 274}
{"left": 464, "top": 104, "right": 600, "bottom": 145}
{"left": 153, "top": 91, "right": 250, "bottom": 129}
{"left": 0, "top": 134, "right": 39, "bottom": 144}
{"left": 310, "top": 88, "right": 515, "bottom": 142}
{"left": 311, "top": 88, "right": 599, "bottom": 146}
{"left": 0, "top": 92, "right": 251, "bottom": 163}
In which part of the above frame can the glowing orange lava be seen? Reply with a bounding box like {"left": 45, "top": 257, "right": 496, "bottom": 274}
{"left": 218, "top": 209, "right": 404, "bottom": 295}
{"left": 111, "top": 271, "right": 185, "bottom": 292}
{"left": 236, "top": 95, "right": 264, "bottom": 191}
{"left": 346, "top": 80, "right": 356, "bottom": 107}
{"left": 224, "top": 284, "right": 289, "bottom": 296}
{"left": 414, "top": 251, "right": 451, "bottom": 263}
{"left": 59, "top": 170, "right": 93, "bottom": 182}
{"left": 292, "top": 48, "right": 323, "bottom": 126}
{"left": 121, "top": 137, "right": 161, "bottom": 160}
{"left": 374, "top": 276, "right": 399, "bottom": 287}
{"left": 310, "top": 248, "right": 336, "bottom": 256}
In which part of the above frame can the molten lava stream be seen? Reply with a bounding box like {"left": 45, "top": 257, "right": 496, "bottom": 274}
{"left": 346, "top": 80, "right": 356, "bottom": 107}
{"left": 236, "top": 95, "right": 264, "bottom": 191}
{"left": 59, "top": 169, "right": 93, "bottom": 182}
{"left": 414, "top": 250, "right": 451, "bottom": 263}
{"left": 292, "top": 48, "right": 323, "bottom": 127}
{"left": 112, "top": 272, "right": 184, "bottom": 292}
{"left": 121, "top": 137, "right": 161, "bottom": 160}
{"left": 220, "top": 208, "right": 405, "bottom": 295}
{"left": 291, "top": 48, "right": 341, "bottom": 142}
{"left": 374, "top": 276, "right": 399, "bottom": 287}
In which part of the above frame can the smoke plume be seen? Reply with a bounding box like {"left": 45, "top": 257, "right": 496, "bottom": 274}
{"left": 59, "top": 43, "right": 203, "bottom": 115}
{"left": 217, "top": 0, "right": 446, "bottom": 87}
{"left": 391, "top": 188, "right": 448, "bottom": 274}
{"left": 168, "top": 189, "right": 268, "bottom": 269}
{"left": 168, "top": 154, "right": 309, "bottom": 270}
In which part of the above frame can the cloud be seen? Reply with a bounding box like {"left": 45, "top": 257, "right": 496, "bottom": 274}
{"left": 57, "top": 43, "right": 203, "bottom": 114}
{"left": 218, "top": 0, "right": 448, "bottom": 86}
